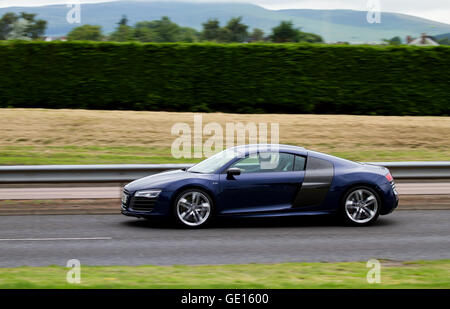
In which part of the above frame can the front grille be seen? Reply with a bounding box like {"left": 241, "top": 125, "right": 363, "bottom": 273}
{"left": 129, "top": 196, "right": 156, "bottom": 212}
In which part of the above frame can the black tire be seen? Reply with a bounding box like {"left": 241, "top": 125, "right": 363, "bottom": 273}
{"left": 340, "top": 186, "right": 381, "bottom": 226}
{"left": 172, "top": 188, "right": 214, "bottom": 228}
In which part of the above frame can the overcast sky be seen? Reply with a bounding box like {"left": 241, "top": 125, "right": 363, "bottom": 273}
{"left": 1, "top": 0, "right": 449, "bottom": 24}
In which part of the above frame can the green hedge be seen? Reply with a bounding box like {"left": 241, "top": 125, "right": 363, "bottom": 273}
{"left": 0, "top": 42, "right": 449, "bottom": 115}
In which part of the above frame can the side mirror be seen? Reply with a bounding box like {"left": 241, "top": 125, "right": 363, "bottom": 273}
{"left": 226, "top": 167, "right": 241, "bottom": 178}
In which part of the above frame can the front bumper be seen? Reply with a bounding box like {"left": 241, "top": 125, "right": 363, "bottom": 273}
{"left": 121, "top": 208, "right": 164, "bottom": 218}
{"left": 121, "top": 189, "right": 172, "bottom": 218}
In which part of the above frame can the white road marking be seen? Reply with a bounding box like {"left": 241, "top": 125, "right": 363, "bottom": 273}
{"left": 0, "top": 237, "right": 112, "bottom": 241}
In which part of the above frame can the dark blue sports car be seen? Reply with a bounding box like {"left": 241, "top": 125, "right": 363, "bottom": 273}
{"left": 121, "top": 144, "right": 398, "bottom": 227}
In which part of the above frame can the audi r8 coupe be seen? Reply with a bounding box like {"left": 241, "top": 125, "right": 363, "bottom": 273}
{"left": 121, "top": 144, "right": 398, "bottom": 227}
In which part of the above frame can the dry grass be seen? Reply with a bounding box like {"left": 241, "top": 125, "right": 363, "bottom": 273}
{"left": 0, "top": 108, "right": 449, "bottom": 164}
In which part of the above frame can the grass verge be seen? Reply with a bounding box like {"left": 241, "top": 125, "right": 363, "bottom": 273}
{"left": 0, "top": 260, "right": 449, "bottom": 289}
{"left": 1, "top": 145, "right": 449, "bottom": 165}
{"left": 0, "top": 145, "right": 196, "bottom": 165}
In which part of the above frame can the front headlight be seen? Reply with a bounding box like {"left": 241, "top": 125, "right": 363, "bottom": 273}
{"left": 134, "top": 189, "right": 162, "bottom": 198}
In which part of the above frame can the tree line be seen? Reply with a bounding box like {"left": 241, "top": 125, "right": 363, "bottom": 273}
{"left": 0, "top": 11, "right": 323, "bottom": 43}
{"left": 2, "top": 11, "right": 449, "bottom": 45}
{"left": 68, "top": 15, "right": 324, "bottom": 43}
{"left": 0, "top": 12, "right": 46, "bottom": 40}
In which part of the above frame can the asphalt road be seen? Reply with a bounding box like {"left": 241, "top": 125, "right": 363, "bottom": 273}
{"left": 0, "top": 210, "right": 449, "bottom": 267}
{"left": 0, "top": 183, "right": 450, "bottom": 199}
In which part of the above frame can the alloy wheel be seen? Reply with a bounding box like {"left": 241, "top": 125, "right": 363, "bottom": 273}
{"left": 344, "top": 188, "right": 379, "bottom": 224}
{"left": 176, "top": 191, "right": 211, "bottom": 227}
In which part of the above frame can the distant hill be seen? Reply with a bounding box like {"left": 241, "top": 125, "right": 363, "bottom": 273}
{"left": 435, "top": 33, "right": 450, "bottom": 40}
{"left": 1, "top": 1, "right": 450, "bottom": 43}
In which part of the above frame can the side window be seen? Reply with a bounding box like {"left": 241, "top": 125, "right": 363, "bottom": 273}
{"left": 293, "top": 155, "right": 306, "bottom": 171}
{"left": 230, "top": 152, "right": 295, "bottom": 173}
{"left": 231, "top": 156, "right": 260, "bottom": 173}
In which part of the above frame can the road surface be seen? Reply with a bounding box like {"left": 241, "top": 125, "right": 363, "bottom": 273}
{"left": 0, "top": 211, "right": 448, "bottom": 267}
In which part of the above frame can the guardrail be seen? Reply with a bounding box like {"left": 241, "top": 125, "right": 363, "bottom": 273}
{"left": 367, "top": 161, "right": 450, "bottom": 180}
{"left": 0, "top": 164, "right": 192, "bottom": 183}
{"left": 0, "top": 162, "right": 449, "bottom": 183}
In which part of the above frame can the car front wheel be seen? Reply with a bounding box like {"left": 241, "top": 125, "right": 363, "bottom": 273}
{"left": 173, "top": 189, "right": 213, "bottom": 228}
{"left": 341, "top": 186, "right": 380, "bottom": 226}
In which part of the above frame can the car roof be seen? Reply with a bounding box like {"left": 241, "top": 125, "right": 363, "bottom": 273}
{"left": 225, "top": 145, "right": 358, "bottom": 168}
{"left": 229, "top": 144, "right": 307, "bottom": 154}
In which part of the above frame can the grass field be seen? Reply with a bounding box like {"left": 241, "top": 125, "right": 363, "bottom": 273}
{"left": 1, "top": 108, "right": 449, "bottom": 165}
{"left": 0, "top": 260, "right": 448, "bottom": 289}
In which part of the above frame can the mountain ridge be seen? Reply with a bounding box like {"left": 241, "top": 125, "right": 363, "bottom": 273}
{"left": 1, "top": 1, "right": 449, "bottom": 42}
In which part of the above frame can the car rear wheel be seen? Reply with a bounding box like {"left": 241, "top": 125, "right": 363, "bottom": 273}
{"left": 173, "top": 189, "right": 213, "bottom": 228}
{"left": 341, "top": 186, "right": 380, "bottom": 226}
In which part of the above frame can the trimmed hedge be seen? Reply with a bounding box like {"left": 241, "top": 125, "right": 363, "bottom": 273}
{"left": 0, "top": 42, "right": 449, "bottom": 115}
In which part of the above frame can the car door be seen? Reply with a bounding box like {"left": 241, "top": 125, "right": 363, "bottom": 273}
{"left": 218, "top": 152, "right": 306, "bottom": 214}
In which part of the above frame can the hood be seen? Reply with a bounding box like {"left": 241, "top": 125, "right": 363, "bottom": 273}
{"left": 124, "top": 169, "right": 188, "bottom": 192}
{"left": 124, "top": 169, "right": 203, "bottom": 193}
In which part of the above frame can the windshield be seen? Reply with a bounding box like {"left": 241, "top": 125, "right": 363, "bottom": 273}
{"left": 188, "top": 148, "right": 241, "bottom": 174}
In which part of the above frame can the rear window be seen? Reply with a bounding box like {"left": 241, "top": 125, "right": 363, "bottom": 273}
{"left": 293, "top": 155, "right": 306, "bottom": 171}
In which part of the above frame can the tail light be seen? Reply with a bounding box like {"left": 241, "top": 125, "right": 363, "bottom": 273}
{"left": 385, "top": 172, "right": 393, "bottom": 182}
